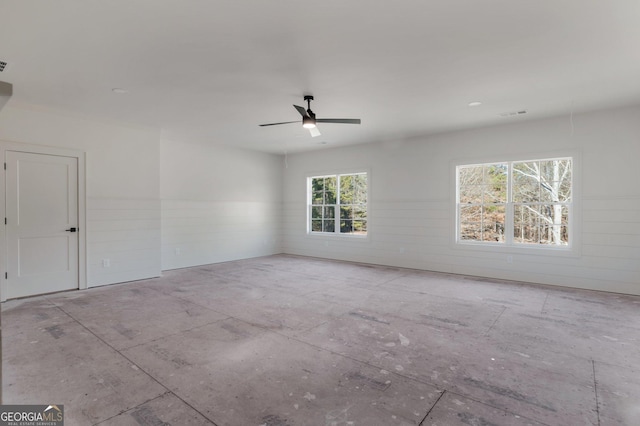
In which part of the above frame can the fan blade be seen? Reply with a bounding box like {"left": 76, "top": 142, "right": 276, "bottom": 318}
{"left": 259, "top": 121, "right": 299, "bottom": 127}
{"left": 309, "top": 126, "right": 321, "bottom": 137}
{"left": 293, "top": 104, "right": 309, "bottom": 117}
{"left": 316, "top": 118, "right": 361, "bottom": 124}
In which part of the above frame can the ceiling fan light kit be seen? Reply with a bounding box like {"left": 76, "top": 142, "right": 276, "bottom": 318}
{"left": 260, "top": 95, "right": 360, "bottom": 137}
{"left": 302, "top": 116, "right": 316, "bottom": 129}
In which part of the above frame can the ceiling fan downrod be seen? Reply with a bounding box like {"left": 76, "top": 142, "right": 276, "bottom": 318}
{"left": 304, "top": 95, "right": 314, "bottom": 116}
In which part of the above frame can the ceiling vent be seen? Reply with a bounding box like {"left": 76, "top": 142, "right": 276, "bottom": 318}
{"left": 500, "top": 110, "right": 527, "bottom": 118}
{"left": 0, "top": 61, "right": 7, "bottom": 72}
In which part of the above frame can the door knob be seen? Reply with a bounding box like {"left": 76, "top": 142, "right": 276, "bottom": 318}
{"left": 65, "top": 227, "right": 77, "bottom": 232}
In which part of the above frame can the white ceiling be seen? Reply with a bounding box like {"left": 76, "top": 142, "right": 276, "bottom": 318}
{"left": 1, "top": 1, "right": 639, "bottom": 153}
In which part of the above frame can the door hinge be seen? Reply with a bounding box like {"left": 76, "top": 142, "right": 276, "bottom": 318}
{"left": 5, "top": 272, "right": 7, "bottom": 279}
{"left": 3, "top": 162, "right": 6, "bottom": 170}
{"left": 4, "top": 217, "right": 6, "bottom": 225}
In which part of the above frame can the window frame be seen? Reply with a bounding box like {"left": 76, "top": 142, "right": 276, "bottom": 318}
{"left": 307, "top": 171, "right": 369, "bottom": 238}
{"left": 454, "top": 154, "right": 579, "bottom": 255}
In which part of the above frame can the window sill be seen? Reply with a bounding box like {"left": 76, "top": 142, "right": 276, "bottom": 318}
{"left": 453, "top": 240, "right": 580, "bottom": 258}
{"left": 307, "top": 232, "right": 369, "bottom": 240}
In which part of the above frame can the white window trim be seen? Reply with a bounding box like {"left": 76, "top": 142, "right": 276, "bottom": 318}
{"left": 451, "top": 151, "right": 581, "bottom": 258}
{"left": 306, "top": 169, "right": 370, "bottom": 239}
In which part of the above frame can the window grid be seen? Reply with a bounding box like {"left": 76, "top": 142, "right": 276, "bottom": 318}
{"left": 457, "top": 158, "right": 572, "bottom": 248}
{"left": 309, "top": 173, "right": 367, "bottom": 236}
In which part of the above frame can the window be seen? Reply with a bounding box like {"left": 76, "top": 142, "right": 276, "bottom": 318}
{"left": 308, "top": 173, "right": 367, "bottom": 235}
{"left": 457, "top": 158, "right": 572, "bottom": 247}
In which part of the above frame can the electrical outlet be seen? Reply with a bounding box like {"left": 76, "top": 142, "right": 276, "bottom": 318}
{"left": 507, "top": 255, "right": 513, "bottom": 264}
{"left": 102, "top": 259, "right": 111, "bottom": 268}
{"left": 175, "top": 248, "right": 181, "bottom": 256}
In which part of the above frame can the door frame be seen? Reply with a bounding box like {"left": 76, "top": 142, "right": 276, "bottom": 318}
{"left": 0, "top": 140, "right": 87, "bottom": 301}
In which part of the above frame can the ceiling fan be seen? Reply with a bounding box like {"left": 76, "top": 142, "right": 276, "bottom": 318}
{"left": 259, "top": 95, "right": 361, "bottom": 137}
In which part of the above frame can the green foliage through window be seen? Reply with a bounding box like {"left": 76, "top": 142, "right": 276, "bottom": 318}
{"left": 309, "top": 173, "right": 367, "bottom": 235}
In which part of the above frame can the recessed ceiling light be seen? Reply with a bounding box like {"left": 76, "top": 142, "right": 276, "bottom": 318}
{"left": 468, "top": 101, "right": 482, "bottom": 107}
{"left": 112, "top": 88, "right": 128, "bottom": 94}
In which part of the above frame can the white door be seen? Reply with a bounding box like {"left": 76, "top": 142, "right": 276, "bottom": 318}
{"left": 5, "top": 151, "right": 79, "bottom": 299}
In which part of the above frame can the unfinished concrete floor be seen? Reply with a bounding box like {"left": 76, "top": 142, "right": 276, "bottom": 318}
{"left": 2, "top": 254, "right": 639, "bottom": 425}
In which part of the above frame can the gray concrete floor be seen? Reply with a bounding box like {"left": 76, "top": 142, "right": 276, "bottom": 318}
{"left": 2, "top": 254, "right": 639, "bottom": 426}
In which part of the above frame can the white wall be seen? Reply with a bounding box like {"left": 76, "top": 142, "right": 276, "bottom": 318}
{"left": 1, "top": 101, "right": 638, "bottom": 296}
{"left": 0, "top": 103, "right": 285, "bottom": 289}
{"left": 0, "top": 103, "right": 162, "bottom": 287}
{"left": 282, "top": 106, "right": 640, "bottom": 295}
{"left": 160, "top": 138, "right": 282, "bottom": 270}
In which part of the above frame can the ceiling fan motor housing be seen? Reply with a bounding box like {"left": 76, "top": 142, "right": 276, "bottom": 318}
{"left": 303, "top": 95, "right": 316, "bottom": 127}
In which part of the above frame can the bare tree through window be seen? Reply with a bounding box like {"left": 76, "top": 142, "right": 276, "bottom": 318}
{"left": 457, "top": 158, "right": 572, "bottom": 246}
